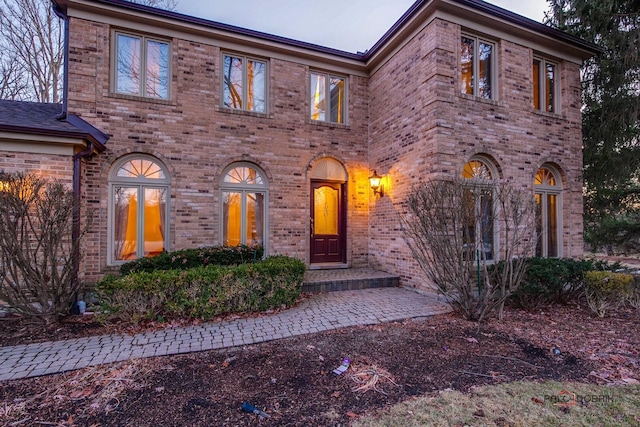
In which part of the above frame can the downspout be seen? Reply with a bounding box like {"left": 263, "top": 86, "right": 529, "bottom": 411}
{"left": 54, "top": 2, "right": 86, "bottom": 294}
{"left": 72, "top": 143, "right": 94, "bottom": 292}
{"left": 53, "top": 3, "right": 69, "bottom": 120}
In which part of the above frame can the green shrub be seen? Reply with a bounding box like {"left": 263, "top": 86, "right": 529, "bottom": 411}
{"left": 584, "top": 271, "right": 633, "bottom": 317}
{"left": 96, "top": 255, "right": 304, "bottom": 324}
{"left": 119, "top": 245, "right": 264, "bottom": 275}
{"left": 509, "top": 257, "right": 621, "bottom": 310}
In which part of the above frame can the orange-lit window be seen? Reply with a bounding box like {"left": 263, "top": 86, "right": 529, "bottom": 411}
{"left": 220, "top": 163, "right": 268, "bottom": 247}
{"left": 114, "top": 32, "right": 170, "bottom": 99}
{"left": 109, "top": 155, "right": 170, "bottom": 264}
{"left": 533, "top": 58, "right": 557, "bottom": 113}
{"left": 462, "top": 157, "right": 498, "bottom": 261}
{"left": 310, "top": 71, "right": 345, "bottom": 124}
{"left": 534, "top": 166, "right": 562, "bottom": 257}
{"left": 461, "top": 35, "right": 494, "bottom": 100}
{"left": 222, "top": 54, "right": 267, "bottom": 113}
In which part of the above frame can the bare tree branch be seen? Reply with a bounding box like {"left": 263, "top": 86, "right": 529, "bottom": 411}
{"left": 0, "top": 0, "right": 62, "bottom": 102}
{"left": 0, "top": 0, "right": 176, "bottom": 102}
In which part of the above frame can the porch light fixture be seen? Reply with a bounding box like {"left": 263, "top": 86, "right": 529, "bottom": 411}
{"left": 369, "top": 170, "right": 384, "bottom": 197}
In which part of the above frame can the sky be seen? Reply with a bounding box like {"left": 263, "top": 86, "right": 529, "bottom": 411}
{"left": 174, "top": 0, "right": 550, "bottom": 53}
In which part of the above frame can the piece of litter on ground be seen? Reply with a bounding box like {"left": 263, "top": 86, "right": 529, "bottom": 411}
{"left": 241, "top": 401, "right": 270, "bottom": 419}
{"left": 332, "top": 358, "right": 351, "bottom": 375}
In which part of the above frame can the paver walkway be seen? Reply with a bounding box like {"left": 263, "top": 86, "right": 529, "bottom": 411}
{"left": 0, "top": 287, "right": 450, "bottom": 381}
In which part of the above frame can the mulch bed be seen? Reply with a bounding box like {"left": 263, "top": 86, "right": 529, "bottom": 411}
{"left": 1, "top": 298, "right": 638, "bottom": 426}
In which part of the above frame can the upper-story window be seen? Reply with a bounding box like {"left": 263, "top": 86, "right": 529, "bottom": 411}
{"left": 533, "top": 58, "right": 558, "bottom": 113}
{"left": 222, "top": 54, "right": 267, "bottom": 113}
{"left": 114, "top": 32, "right": 170, "bottom": 99}
{"left": 310, "top": 71, "right": 345, "bottom": 124}
{"left": 461, "top": 35, "right": 495, "bottom": 100}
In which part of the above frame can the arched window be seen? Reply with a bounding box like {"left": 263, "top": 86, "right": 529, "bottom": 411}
{"left": 109, "top": 155, "right": 170, "bottom": 263}
{"left": 534, "top": 166, "right": 562, "bottom": 257}
{"left": 462, "top": 157, "right": 498, "bottom": 261}
{"left": 220, "top": 163, "right": 268, "bottom": 247}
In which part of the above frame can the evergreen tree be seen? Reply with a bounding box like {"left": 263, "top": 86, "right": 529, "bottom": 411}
{"left": 546, "top": 0, "right": 640, "bottom": 252}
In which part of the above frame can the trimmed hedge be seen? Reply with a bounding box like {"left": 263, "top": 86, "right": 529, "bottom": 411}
{"left": 96, "top": 255, "right": 305, "bottom": 324}
{"left": 119, "top": 245, "right": 264, "bottom": 276}
{"left": 509, "top": 257, "right": 621, "bottom": 310}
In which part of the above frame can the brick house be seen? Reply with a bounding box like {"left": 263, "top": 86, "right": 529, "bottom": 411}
{"left": 1, "top": 0, "right": 597, "bottom": 290}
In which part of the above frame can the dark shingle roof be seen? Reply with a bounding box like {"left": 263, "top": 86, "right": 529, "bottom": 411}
{"left": 60, "top": 0, "right": 600, "bottom": 60}
{"left": 0, "top": 100, "right": 108, "bottom": 150}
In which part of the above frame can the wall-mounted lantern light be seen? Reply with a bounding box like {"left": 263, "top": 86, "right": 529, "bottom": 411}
{"left": 369, "top": 170, "right": 384, "bottom": 197}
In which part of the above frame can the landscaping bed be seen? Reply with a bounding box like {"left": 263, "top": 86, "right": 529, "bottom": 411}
{"left": 1, "top": 300, "right": 638, "bottom": 426}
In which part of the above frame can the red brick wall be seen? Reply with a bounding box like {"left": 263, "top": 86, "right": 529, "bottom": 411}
{"left": 369, "top": 19, "right": 584, "bottom": 289}
{"left": 66, "top": 18, "right": 371, "bottom": 283}
{"left": 64, "top": 13, "right": 585, "bottom": 289}
{"left": 0, "top": 151, "right": 74, "bottom": 183}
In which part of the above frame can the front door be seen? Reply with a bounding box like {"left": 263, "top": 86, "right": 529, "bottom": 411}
{"left": 310, "top": 180, "right": 345, "bottom": 264}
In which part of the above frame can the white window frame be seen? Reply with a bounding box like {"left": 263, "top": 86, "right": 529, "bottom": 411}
{"left": 219, "top": 162, "right": 269, "bottom": 249}
{"left": 534, "top": 165, "right": 563, "bottom": 257}
{"left": 107, "top": 155, "right": 171, "bottom": 265}
{"left": 112, "top": 31, "right": 171, "bottom": 99}
{"left": 221, "top": 53, "right": 268, "bottom": 113}
{"left": 309, "top": 71, "right": 347, "bottom": 124}
{"left": 460, "top": 34, "right": 497, "bottom": 100}
{"left": 533, "top": 57, "right": 560, "bottom": 113}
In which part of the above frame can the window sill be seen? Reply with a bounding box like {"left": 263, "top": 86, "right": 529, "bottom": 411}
{"left": 458, "top": 93, "right": 500, "bottom": 106}
{"left": 531, "top": 109, "right": 565, "bottom": 120}
{"left": 108, "top": 92, "right": 174, "bottom": 105}
{"left": 308, "top": 119, "right": 350, "bottom": 130}
{"left": 219, "top": 107, "right": 269, "bottom": 119}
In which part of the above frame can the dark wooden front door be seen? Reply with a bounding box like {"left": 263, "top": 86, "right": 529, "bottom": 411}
{"left": 310, "top": 180, "right": 345, "bottom": 263}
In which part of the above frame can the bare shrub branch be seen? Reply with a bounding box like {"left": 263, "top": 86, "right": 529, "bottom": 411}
{"left": 401, "top": 178, "right": 536, "bottom": 321}
{"left": 0, "top": 172, "right": 89, "bottom": 322}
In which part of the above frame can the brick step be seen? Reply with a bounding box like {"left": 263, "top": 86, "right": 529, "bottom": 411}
{"left": 302, "top": 268, "right": 400, "bottom": 293}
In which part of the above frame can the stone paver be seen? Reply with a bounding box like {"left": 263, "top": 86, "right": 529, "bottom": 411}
{"left": 0, "top": 287, "right": 450, "bottom": 381}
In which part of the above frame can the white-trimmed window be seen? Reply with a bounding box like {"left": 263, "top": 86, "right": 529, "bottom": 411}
{"left": 535, "top": 166, "right": 562, "bottom": 257}
{"left": 109, "top": 155, "right": 170, "bottom": 264}
{"left": 114, "top": 32, "right": 170, "bottom": 99}
{"left": 462, "top": 158, "right": 498, "bottom": 261}
{"left": 220, "top": 163, "right": 268, "bottom": 247}
{"left": 310, "top": 71, "right": 346, "bottom": 124}
{"left": 222, "top": 54, "right": 267, "bottom": 113}
{"left": 533, "top": 58, "right": 559, "bottom": 113}
{"left": 461, "top": 35, "right": 495, "bottom": 100}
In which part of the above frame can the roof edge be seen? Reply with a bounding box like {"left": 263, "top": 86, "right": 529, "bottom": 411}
{"left": 58, "top": 0, "right": 364, "bottom": 61}
{"left": 365, "top": 0, "right": 601, "bottom": 60}
{"left": 0, "top": 119, "right": 108, "bottom": 153}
